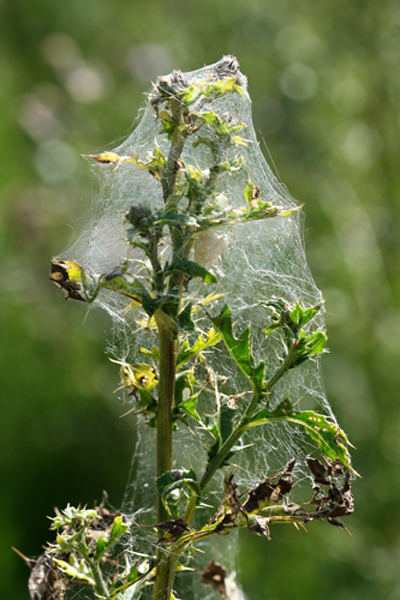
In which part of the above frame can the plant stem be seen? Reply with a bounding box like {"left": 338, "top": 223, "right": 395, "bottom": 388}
{"left": 153, "top": 321, "right": 179, "bottom": 600}
{"left": 200, "top": 422, "right": 246, "bottom": 492}
{"left": 265, "top": 343, "right": 297, "bottom": 389}
{"left": 90, "top": 559, "right": 110, "bottom": 599}
{"left": 152, "top": 550, "right": 180, "bottom": 600}
{"left": 194, "top": 345, "right": 299, "bottom": 505}
{"left": 156, "top": 322, "right": 177, "bottom": 522}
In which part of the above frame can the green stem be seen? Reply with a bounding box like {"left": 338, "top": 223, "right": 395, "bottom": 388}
{"left": 156, "top": 322, "right": 177, "bottom": 522}
{"left": 191, "top": 344, "right": 298, "bottom": 512}
{"left": 90, "top": 559, "right": 110, "bottom": 599}
{"left": 199, "top": 421, "right": 247, "bottom": 492}
{"left": 162, "top": 104, "right": 186, "bottom": 204}
{"left": 265, "top": 343, "right": 297, "bottom": 389}
{"left": 152, "top": 550, "right": 180, "bottom": 600}
{"left": 148, "top": 236, "right": 164, "bottom": 293}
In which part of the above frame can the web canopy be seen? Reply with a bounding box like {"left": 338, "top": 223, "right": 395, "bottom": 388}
{"left": 61, "top": 56, "right": 338, "bottom": 600}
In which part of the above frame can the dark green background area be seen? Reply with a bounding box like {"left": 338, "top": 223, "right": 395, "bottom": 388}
{"left": 1, "top": 0, "right": 399, "bottom": 598}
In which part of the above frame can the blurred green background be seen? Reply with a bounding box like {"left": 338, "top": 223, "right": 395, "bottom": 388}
{"left": 1, "top": 0, "right": 399, "bottom": 598}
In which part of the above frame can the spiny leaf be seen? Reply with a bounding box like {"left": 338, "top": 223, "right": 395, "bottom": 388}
{"left": 248, "top": 399, "right": 352, "bottom": 468}
{"left": 155, "top": 211, "right": 199, "bottom": 228}
{"left": 110, "top": 564, "right": 142, "bottom": 594}
{"left": 210, "top": 305, "right": 265, "bottom": 394}
{"left": 174, "top": 370, "right": 196, "bottom": 407}
{"left": 177, "top": 328, "right": 222, "bottom": 370}
{"left": 111, "top": 359, "right": 158, "bottom": 393}
{"left": 94, "top": 535, "right": 107, "bottom": 560}
{"left": 170, "top": 257, "right": 217, "bottom": 284}
{"left": 53, "top": 559, "right": 95, "bottom": 585}
{"left": 219, "top": 403, "right": 236, "bottom": 443}
{"left": 109, "top": 515, "right": 129, "bottom": 546}
{"left": 180, "top": 395, "right": 201, "bottom": 422}
{"left": 177, "top": 302, "right": 195, "bottom": 331}
{"left": 101, "top": 273, "right": 157, "bottom": 315}
{"left": 157, "top": 470, "right": 200, "bottom": 519}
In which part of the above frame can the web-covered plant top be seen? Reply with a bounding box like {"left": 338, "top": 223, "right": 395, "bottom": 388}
{"left": 27, "top": 56, "right": 355, "bottom": 600}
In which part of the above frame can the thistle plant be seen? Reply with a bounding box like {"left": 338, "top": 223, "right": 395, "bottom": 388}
{"left": 29, "top": 56, "right": 354, "bottom": 600}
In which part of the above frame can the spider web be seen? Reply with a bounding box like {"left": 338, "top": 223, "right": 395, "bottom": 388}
{"left": 60, "top": 56, "right": 334, "bottom": 600}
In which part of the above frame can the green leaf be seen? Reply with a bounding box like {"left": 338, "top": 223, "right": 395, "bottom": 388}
{"left": 206, "top": 440, "right": 218, "bottom": 463}
{"left": 198, "top": 200, "right": 298, "bottom": 231}
{"left": 304, "top": 331, "right": 327, "bottom": 355}
{"left": 244, "top": 178, "right": 259, "bottom": 208}
{"left": 53, "top": 559, "right": 95, "bottom": 585}
{"left": 157, "top": 469, "right": 198, "bottom": 492}
{"left": 109, "top": 515, "right": 129, "bottom": 545}
{"left": 155, "top": 211, "right": 200, "bottom": 228}
{"left": 266, "top": 299, "right": 321, "bottom": 337}
{"left": 126, "top": 564, "right": 141, "bottom": 583}
{"left": 298, "top": 306, "right": 320, "bottom": 327}
{"left": 247, "top": 399, "right": 351, "bottom": 468}
{"left": 205, "top": 399, "right": 237, "bottom": 469}
{"left": 140, "top": 345, "right": 160, "bottom": 361}
{"left": 111, "top": 564, "right": 142, "bottom": 594}
{"left": 177, "top": 302, "right": 195, "bottom": 331}
{"left": 157, "top": 470, "right": 200, "bottom": 519}
{"left": 101, "top": 274, "right": 158, "bottom": 316}
{"left": 219, "top": 403, "right": 236, "bottom": 443}
{"left": 176, "top": 328, "right": 221, "bottom": 370}
{"left": 174, "top": 370, "right": 196, "bottom": 406}
{"left": 292, "top": 331, "right": 328, "bottom": 367}
{"left": 94, "top": 535, "right": 107, "bottom": 560}
{"left": 289, "top": 302, "right": 302, "bottom": 326}
{"left": 171, "top": 257, "right": 217, "bottom": 284}
{"left": 93, "top": 516, "right": 128, "bottom": 560}
{"left": 180, "top": 395, "right": 201, "bottom": 422}
{"left": 210, "top": 305, "right": 265, "bottom": 394}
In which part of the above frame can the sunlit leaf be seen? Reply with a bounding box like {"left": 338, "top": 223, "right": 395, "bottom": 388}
{"left": 170, "top": 257, "right": 218, "bottom": 284}
{"left": 210, "top": 305, "right": 265, "bottom": 394}
{"left": 180, "top": 395, "right": 201, "bottom": 422}
{"left": 108, "top": 515, "right": 129, "bottom": 546}
{"left": 53, "top": 559, "right": 95, "bottom": 585}
{"left": 177, "top": 328, "right": 221, "bottom": 370}
{"left": 248, "top": 399, "right": 351, "bottom": 468}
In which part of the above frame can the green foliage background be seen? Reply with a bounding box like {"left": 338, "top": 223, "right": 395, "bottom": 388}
{"left": 1, "top": 0, "right": 399, "bottom": 598}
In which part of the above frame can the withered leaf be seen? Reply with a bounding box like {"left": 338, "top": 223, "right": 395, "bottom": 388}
{"left": 306, "top": 457, "right": 330, "bottom": 485}
{"left": 201, "top": 560, "right": 227, "bottom": 598}
{"left": 249, "top": 515, "right": 271, "bottom": 539}
{"left": 244, "top": 458, "right": 297, "bottom": 512}
{"left": 28, "top": 551, "right": 66, "bottom": 600}
{"left": 224, "top": 473, "right": 241, "bottom": 520}
{"left": 49, "top": 258, "right": 86, "bottom": 302}
{"left": 270, "top": 457, "right": 296, "bottom": 502}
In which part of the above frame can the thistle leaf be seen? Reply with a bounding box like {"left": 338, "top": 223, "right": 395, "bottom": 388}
{"left": 210, "top": 305, "right": 265, "bottom": 394}
{"left": 248, "top": 399, "right": 352, "bottom": 468}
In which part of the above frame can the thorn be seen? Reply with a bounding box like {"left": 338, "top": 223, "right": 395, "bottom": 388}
{"left": 82, "top": 307, "right": 91, "bottom": 325}
{"left": 298, "top": 522, "right": 308, "bottom": 533}
{"left": 11, "top": 547, "right": 35, "bottom": 568}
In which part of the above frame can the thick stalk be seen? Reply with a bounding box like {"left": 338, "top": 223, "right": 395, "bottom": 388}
{"left": 152, "top": 551, "right": 180, "bottom": 600}
{"left": 153, "top": 108, "right": 189, "bottom": 598}
{"left": 156, "top": 322, "right": 177, "bottom": 522}
{"left": 153, "top": 321, "right": 179, "bottom": 600}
